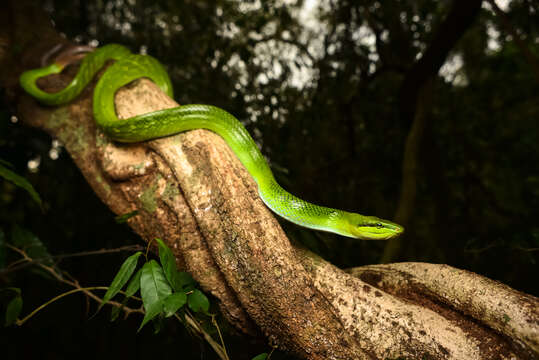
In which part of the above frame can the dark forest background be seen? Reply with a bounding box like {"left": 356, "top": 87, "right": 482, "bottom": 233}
{"left": 1, "top": 0, "right": 538, "bottom": 359}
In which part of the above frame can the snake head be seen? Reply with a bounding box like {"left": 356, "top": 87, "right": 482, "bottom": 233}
{"left": 342, "top": 213, "right": 404, "bottom": 240}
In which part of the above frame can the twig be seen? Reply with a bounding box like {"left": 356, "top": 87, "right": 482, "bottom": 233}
{"left": 513, "top": 246, "right": 539, "bottom": 252}
{"left": 16, "top": 286, "right": 109, "bottom": 325}
{"left": 255, "top": 34, "right": 315, "bottom": 63}
{"left": 5, "top": 244, "right": 143, "bottom": 318}
{"left": 6, "top": 244, "right": 229, "bottom": 360}
{"left": 2, "top": 244, "right": 144, "bottom": 275}
{"left": 212, "top": 313, "right": 230, "bottom": 360}
{"left": 176, "top": 310, "right": 229, "bottom": 360}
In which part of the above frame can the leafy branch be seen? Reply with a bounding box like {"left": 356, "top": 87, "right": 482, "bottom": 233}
{"left": 2, "top": 237, "right": 273, "bottom": 360}
{"left": 0, "top": 165, "right": 271, "bottom": 359}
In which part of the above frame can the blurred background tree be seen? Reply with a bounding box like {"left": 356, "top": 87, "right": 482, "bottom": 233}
{"left": 1, "top": 0, "right": 538, "bottom": 359}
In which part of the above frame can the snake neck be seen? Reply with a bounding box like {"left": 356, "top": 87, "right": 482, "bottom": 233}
{"left": 257, "top": 178, "right": 345, "bottom": 233}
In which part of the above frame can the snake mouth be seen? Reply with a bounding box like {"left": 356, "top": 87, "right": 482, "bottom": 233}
{"left": 354, "top": 220, "right": 404, "bottom": 240}
{"left": 54, "top": 45, "right": 96, "bottom": 67}
{"left": 358, "top": 229, "right": 402, "bottom": 240}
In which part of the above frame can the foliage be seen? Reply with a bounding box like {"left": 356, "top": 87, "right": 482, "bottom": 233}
{"left": 3, "top": 288, "right": 22, "bottom": 326}
{"left": 1, "top": 230, "right": 273, "bottom": 359}
{"left": 99, "top": 239, "right": 209, "bottom": 331}
{"left": 0, "top": 160, "right": 42, "bottom": 208}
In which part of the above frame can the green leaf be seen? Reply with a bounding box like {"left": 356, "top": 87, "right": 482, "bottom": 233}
{"left": 138, "top": 260, "right": 172, "bottom": 331}
{"left": 5, "top": 296, "right": 23, "bottom": 326}
{"left": 138, "top": 299, "right": 163, "bottom": 332}
{"left": 0, "top": 159, "right": 13, "bottom": 168}
{"left": 155, "top": 238, "right": 183, "bottom": 291}
{"left": 11, "top": 226, "right": 52, "bottom": 265}
{"left": 152, "top": 315, "right": 164, "bottom": 334}
{"left": 114, "top": 210, "right": 139, "bottom": 224}
{"left": 140, "top": 260, "right": 173, "bottom": 304}
{"left": 0, "top": 161, "right": 42, "bottom": 207}
{"left": 176, "top": 272, "right": 197, "bottom": 292}
{"left": 125, "top": 268, "right": 142, "bottom": 297}
{"left": 109, "top": 268, "right": 143, "bottom": 322}
{"left": 187, "top": 289, "right": 209, "bottom": 314}
{"left": 110, "top": 304, "right": 122, "bottom": 322}
{"left": 163, "top": 292, "right": 187, "bottom": 317}
{"left": 251, "top": 353, "right": 268, "bottom": 360}
{"left": 155, "top": 239, "right": 196, "bottom": 292}
{"left": 100, "top": 252, "right": 142, "bottom": 308}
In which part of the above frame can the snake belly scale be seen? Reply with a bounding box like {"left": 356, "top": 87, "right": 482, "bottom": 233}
{"left": 20, "top": 44, "right": 404, "bottom": 240}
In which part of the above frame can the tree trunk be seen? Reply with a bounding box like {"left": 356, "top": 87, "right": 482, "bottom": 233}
{"left": 1, "top": 1, "right": 538, "bottom": 359}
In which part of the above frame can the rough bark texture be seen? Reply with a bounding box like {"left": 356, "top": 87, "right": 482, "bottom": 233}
{"left": 348, "top": 263, "right": 539, "bottom": 355}
{"left": 2, "top": 2, "right": 539, "bottom": 359}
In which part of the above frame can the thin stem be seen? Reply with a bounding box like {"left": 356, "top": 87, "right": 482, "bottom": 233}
{"left": 145, "top": 238, "right": 156, "bottom": 260}
{"left": 212, "top": 314, "right": 230, "bottom": 360}
{"left": 176, "top": 310, "right": 229, "bottom": 360}
{"left": 513, "top": 246, "right": 539, "bottom": 252}
{"left": 2, "top": 245, "right": 144, "bottom": 275}
{"left": 6, "top": 244, "right": 143, "bottom": 317}
{"left": 16, "top": 286, "right": 109, "bottom": 325}
{"left": 7, "top": 244, "right": 228, "bottom": 360}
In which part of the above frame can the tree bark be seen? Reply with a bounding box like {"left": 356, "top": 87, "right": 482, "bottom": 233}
{"left": 1, "top": 1, "right": 538, "bottom": 359}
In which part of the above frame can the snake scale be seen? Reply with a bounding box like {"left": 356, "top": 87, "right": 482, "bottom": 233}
{"left": 20, "top": 44, "right": 403, "bottom": 240}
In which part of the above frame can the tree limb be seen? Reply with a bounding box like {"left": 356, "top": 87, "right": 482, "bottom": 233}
{"left": 348, "top": 262, "right": 539, "bottom": 357}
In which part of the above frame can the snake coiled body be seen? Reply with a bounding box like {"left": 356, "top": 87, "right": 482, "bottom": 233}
{"left": 20, "top": 44, "right": 403, "bottom": 240}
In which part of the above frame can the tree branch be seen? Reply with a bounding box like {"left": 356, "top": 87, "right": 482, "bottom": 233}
{"left": 347, "top": 262, "right": 539, "bottom": 357}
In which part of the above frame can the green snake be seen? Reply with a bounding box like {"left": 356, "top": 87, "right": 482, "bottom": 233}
{"left": 19, "top": 44, "right": 403, "bottom": 240}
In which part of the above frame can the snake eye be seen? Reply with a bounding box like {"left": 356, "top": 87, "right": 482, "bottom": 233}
{"left": 376, "top": 222, "right": 383, "bottom": 228}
